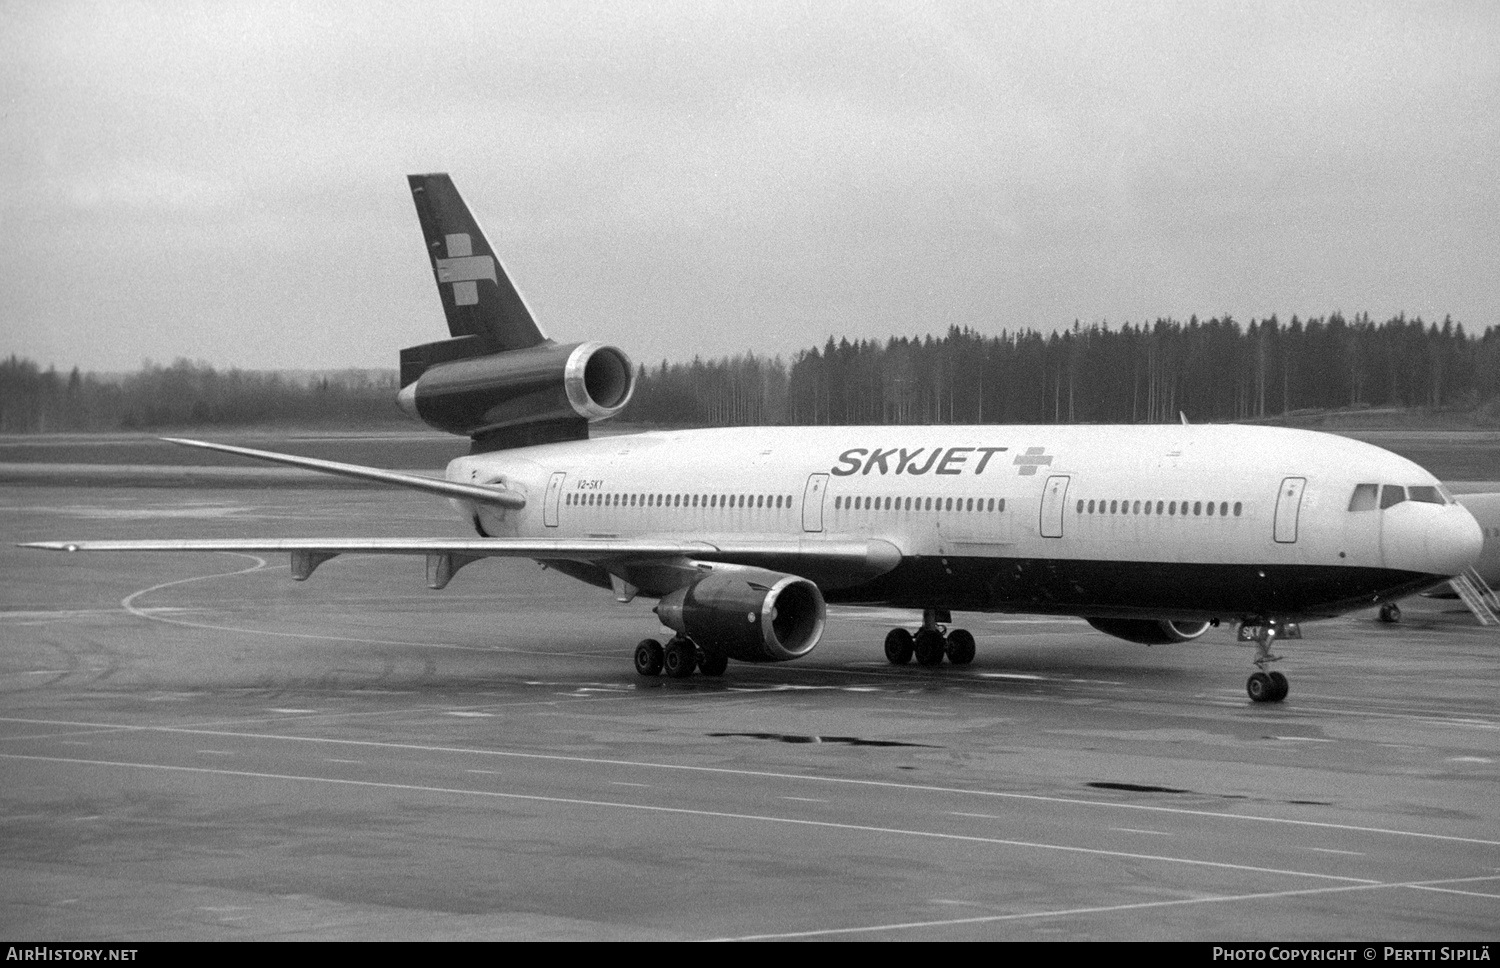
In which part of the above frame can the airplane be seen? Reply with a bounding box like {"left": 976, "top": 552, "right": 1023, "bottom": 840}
{"left": 23, "top": 174, "right": 1486, "bottom": 704}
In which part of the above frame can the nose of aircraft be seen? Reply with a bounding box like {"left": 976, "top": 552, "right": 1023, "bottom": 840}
{"left": 1382, "top": 501, "right": 1484, "bottom": 577}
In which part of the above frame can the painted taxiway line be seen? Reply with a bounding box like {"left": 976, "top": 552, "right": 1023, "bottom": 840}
{"left": 0, "top": 751, "right": 1381, "bottom": 886}
{"left": 3, "top": 714, "right": 1498, "bottom": 848}
{"left": 119, "top": 560, "right": 582, "bottom": 656}
{"left": 712, "top": 874, "right": 1500, "bottom": 941}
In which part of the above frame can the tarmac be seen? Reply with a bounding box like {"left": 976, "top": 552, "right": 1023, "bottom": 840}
{"left": 2, "top": 484, "right": 1497, "bottom": 940}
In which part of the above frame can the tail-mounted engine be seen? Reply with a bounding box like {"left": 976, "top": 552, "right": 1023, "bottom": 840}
{"left": 1086, "top": 618, "right": 1212, "bottom": 645}
{"left": 655, "top": 566, "right": 827, "bottom": 663}
{"left": 397, "top": 339, "right": 634, "bottom": 450}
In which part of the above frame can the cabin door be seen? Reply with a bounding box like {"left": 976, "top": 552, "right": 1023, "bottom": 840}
{"left": 1274, "top": 477, "right": 1306, "bottom": 543}
{"left": 543, "top": 472, "right": 566, "bottom": 528}
{"left": 802, "top": 473, "right": 829, "bottom": 533}
{"left": 1040, "top": 474, "right": 1070, "bottom": 538}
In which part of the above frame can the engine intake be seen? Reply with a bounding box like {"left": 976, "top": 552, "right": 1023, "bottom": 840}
{"left": 397, "top": 340, "right": 634, "bottom": 443}
{"left": 1086, "top": 618, "right": 1212, "bottom": 645}
{"left": 655, "top": 566, "right": 826, "bottom": 663}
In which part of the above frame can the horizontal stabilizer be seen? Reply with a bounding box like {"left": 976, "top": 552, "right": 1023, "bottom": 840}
{"left": 159, "top": 437, "right": 525, "bottom": 509}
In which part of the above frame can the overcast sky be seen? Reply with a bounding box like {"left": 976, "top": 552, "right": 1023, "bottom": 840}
{"left": 3, "top": 1, "right": 1497, "bottom": 373}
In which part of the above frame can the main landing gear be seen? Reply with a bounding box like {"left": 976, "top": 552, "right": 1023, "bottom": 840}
{"left": 1238, "top": 619, "right": 1297, "bottom": 703}
{"left": 884, "top": 609, "right": 975, "bottom": 667}
{"left": 634, "top": 636, "right": 728, "bottom": 679}
{"left": 1378, "top": 602, "right": 1402, "bottom": 624}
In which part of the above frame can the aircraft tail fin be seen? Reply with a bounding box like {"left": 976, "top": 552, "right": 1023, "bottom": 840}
{"left": 398, "top": 174, "right": 635, "bottom": 451}
{"left": 406, "top": 173, "right": 548, "bottom": 355}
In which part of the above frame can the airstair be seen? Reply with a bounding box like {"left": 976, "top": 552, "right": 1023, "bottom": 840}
{"left": 1450, "top": 567, "right": 1500, "bottom": 626}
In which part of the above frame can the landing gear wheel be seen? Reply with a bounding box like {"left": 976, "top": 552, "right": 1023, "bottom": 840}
{"left": 1247, "top": 671, "right": 1286, "bottom": 703}
{"left": 884, "top": 628, "right": 914, "bottom": 665}
{"left": 698, "top": 652, "right": 729, "bottom": 677}
{"left": 634, "top": 639, "right": 664, "bottom": 677}
{"left": 663, "top": 637, "right": 698, "bottom": 678}
{"left": 1379, "top": 602, "right": 1401, "bottom": 624}
{"left": 913, "top": 628, "right": 946, "bottom": 666}
{"left": 945, "top": 629, "right": 976, "bottom": 665}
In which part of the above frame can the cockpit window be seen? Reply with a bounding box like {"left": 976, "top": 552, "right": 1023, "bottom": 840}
{"left": 1408, "top": 485, "right": 1444, "bottom": 504}
{"left": 1348, "top": 483, "right": 1378, "bottom": 512}
{"left": 1380, "top": 485, "right": 1407, "bottom": 509}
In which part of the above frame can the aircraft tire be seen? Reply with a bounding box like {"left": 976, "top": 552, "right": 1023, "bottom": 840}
{"left": 1268, "top": 671, "right": 1289, "bottom": 702}
{"left": 945, "top": 629, "right": 976, "bottom": 665}
{"left": 1379, "top": 602, "right": 1401, "bottom": 624}
{"left": 913, "top": 629, "right": 946, "bottom": 666}
{"left": 698, "top": 652, "right": 729, "bottom": 677}
{"left": 884, "top": 628, "right": 914, "bottom": 664}
{"left": 664, "top": 638, "right": 698, "bottom": 679}
{"left": 1247, "top": 672, "right": 1276, "bottom": 703}
{"left": 634, "top": 639, "right": 664, "bottom": 677}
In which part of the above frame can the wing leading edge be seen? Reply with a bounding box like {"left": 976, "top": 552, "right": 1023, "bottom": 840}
{"left": 21, "top": 537, "right": 902, "bottom": 591}
{"left": 158, "top": 437, "right": 526, "bottom": 509}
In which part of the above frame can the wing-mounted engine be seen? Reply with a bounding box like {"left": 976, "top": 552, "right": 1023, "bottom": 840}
{"left": 654, "top": 565, "right": 827, "bottom": 663}
{"left": 1086, "top": 618, "right": 1212, "bottom": 645}
{"left": 397, "top": 339, "right": 634, "bottom": 450}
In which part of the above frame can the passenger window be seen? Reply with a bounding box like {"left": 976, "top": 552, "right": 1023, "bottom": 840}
{"left": 1233, "top": 502, "right": 1242, "bottom": 516}
{"left": 1380, "top": 485, "right": 1406, "bottom": 509}
{"left": 1408, "top": 486, "right": 1443, "bottom": 504}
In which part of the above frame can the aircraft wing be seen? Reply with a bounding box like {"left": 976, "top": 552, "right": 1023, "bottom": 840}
{"left": 20, "top": 537, "right": 902, "bottom": 591}
{"left": 21, "top": 437, "right": 901, "bottom": 592}
{"left": 158, "top": 437, "right": 525, "bottom": 509}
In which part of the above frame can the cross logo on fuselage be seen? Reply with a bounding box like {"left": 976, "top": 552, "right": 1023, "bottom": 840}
{"left": 1014, "top": 447, "right": 1053, "bottom": 475}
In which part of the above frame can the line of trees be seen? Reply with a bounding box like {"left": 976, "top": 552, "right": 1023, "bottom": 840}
{"left": 3, "top": 313, "right": 1497, "bottom": 433}
{"left": 0, "top": 357, "right": 402, "bottom": 433}
{"left": 624, "top": 314, "right": 1500, "bottom": 427}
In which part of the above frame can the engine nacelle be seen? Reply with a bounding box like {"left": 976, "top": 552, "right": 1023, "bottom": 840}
{"left": 397, "top": 340, "right": 634, "bottom": 441}
{"left": 1086, "top": 618, "right": 1212, "bottom": 645}
{"left": 655, "top": 566, "right": 826, "bottom": 663}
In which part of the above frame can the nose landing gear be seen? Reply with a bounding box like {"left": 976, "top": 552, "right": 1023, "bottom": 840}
{"left": 884, "top": 610, "right": 976, "bottom": 667}
{"left": 1237, "top": 619, "right": 1298, "bottom": 702}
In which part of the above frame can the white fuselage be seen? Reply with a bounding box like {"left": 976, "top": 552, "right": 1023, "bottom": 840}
{"left": 445, "top": 424, "right": 1481, "bottom": 621}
